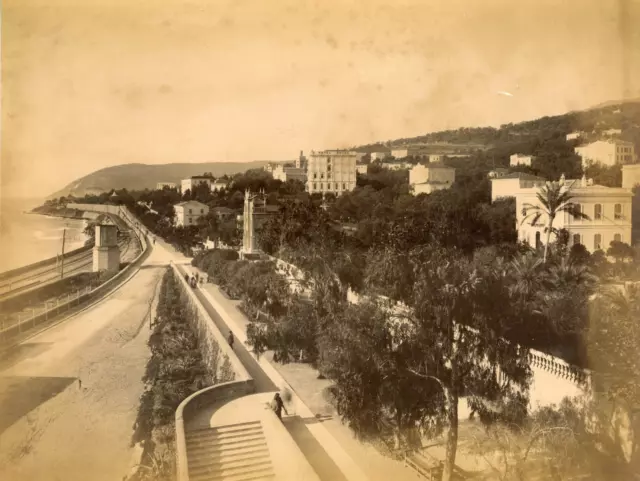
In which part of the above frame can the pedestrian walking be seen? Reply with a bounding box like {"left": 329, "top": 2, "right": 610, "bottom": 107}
{"left": 271, "top": 393, "right": 288, "bottom": 421}
{"left": 78, "top": 379, "right": 82, "bottom": 390}
{"left": 184, "top": 273, "right": 189, "bottom": 283}
{"left": 228, "top": 330, "right": 234, "bottom": 349}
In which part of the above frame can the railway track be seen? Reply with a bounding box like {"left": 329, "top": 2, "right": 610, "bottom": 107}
{"left": 0, "top": 235, "right": 133, "bottom": 301}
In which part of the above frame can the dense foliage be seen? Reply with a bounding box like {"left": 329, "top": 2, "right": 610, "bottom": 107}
{"left": 130, "top": 269, "right": 211, "bottom": 481}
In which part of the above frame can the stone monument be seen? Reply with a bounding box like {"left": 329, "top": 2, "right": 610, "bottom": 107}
{"left": 93, "top": 218, "right": 120, "bottom": 273}
{"left": 240, "top": 189, "right": 265, "bottom": 260}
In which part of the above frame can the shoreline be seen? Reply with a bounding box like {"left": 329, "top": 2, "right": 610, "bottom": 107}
{"left": 0, "top": 210, "right": 90, "bottom": 276}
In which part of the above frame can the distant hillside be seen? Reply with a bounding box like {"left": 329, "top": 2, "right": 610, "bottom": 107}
{"left": 355, "top": 100, "right": 640, "bottom": 151}
{"left": 47, "top": 161, "right": 281, "bottom": 199}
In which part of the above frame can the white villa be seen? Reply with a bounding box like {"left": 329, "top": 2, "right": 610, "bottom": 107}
{"left": 575, "top": 140, "right": 635, "bottom": 167}
{"left": 174, "top": 200, "right": 209, "bottom": 227}
{"left": 509, "top": 153, "right": 534, "bottom": 167}
{"left": 492, "top": 174, "right": 633, "bottom": 252}
{"left": 181, "top": 176, "right": 212, "bottom": 194}
{"left": 409, "top": 163, "right": 456, "bottom": 196}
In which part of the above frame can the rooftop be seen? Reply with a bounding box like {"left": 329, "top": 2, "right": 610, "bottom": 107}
{"left": 493, "top": 172, "right": 545, "bottom": 181}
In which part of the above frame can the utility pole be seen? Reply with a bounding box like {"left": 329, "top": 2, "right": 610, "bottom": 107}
{"left": 60, "top": 228, "right": 67, "bottom": 279}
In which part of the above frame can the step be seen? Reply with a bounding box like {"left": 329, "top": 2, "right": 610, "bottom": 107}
{"left": 189, "top": 453, "right": 271, "bottom": 477}
{"left": 189, "top": 464, "right": 275, "bottom": 481}
{"left": 187, "top": 425, "right": 264, "bottom": 442}
{"left": 188, "top": 428, "right": 264, "bottom": 445}
{"left": 187, "top": 433, "right": 266, "bottom": 452}
{"left": 188, "top": 440, "right": 268, "bottom": 460}
{"left": 190, "top": 470, "right": 275, "bottom": 481}
{"left": 188, "top": 446, "right": 270, "bottom": 470}
{"left": 188, "top": 421, "right": 261, "bottom": 436}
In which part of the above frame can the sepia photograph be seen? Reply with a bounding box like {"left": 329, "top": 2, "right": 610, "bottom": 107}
{"left": 1, "top": 1, "right": 640, "bottom": 480}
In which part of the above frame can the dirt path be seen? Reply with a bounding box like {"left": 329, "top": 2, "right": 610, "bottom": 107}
{"left": 0, "top": 247, "right": 168, "bottom": 481}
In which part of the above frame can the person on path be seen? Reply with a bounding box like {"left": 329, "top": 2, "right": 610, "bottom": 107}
{"left": 272, "top": 393, "right": 288, "bottom": 421}
{"left": 184, "top": 273, "right": 189, "bottom": 283}
{"left": 228, "top": 330, "right": 234, "bottom": 349}
{"left": 78, "top": 379, "right": 82, "bottom": 390}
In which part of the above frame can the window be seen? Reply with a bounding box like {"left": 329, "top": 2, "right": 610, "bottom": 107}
{"left": 614, "top": 203, "right": 622, "bottom": 220}
{"left": 573, "top": 234, "right": 581, "bottom": 245}
{"left": 594, "top": 234, "right": 602, "bottom": 250}
{"left": 328, "top": 165, "right": 332, "bottom": 172}
{"left": 614, "top": 233, "right": 622, "bottom": 242}
{"left": 313, "top": 183, "right": 317, "bottom": 190}
{"left": 573, "top": 204, "right": 582, "bottom": 222}
{"left": 321, "top": 173, "right": 324, "bottom": 179}
{"left": 343, "top": 183, "right": 346, "bottom": 190}
{"left": 335, "top": 183, "right": 338, "bottom": 190}
{"left": 594, "top": 204, "right": 602, "bottom": 220}
{"left": 313, "top": 173, "right": 317, "bottom": 179}
{"left": 189, "top": 209, "right": 192, "bottom": 214}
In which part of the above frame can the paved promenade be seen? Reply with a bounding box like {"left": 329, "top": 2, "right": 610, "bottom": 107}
{"left": 181, "top": 258, "right": 423, "bottom": 481}
{"left": 0, "top": 243, "right": 172, "bottom": 481}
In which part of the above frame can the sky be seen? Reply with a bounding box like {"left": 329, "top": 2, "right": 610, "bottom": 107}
{"left": 2, "top": 0, "right": 640, "bottom": 198}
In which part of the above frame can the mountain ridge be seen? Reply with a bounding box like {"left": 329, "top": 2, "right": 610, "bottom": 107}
{"left": 47, "top": 160, "right": 288, "bottom": 199}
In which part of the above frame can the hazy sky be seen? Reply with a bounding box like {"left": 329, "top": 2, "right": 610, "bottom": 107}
{"left": 2, "top": 0, "right": 640, "bottom": 198}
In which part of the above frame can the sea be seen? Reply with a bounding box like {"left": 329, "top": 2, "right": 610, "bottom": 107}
{"left": 0, "top": 197, "right": 89, "bottom": 274}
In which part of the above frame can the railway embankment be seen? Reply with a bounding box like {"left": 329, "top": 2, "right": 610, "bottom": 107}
{"left": 0, "top": 205, "right": 150, "bottom": 352}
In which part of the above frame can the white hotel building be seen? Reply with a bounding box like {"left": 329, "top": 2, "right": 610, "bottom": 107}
{"left": 492, "top": 173, "right": 633, "bottom": 252}
{"left": 575, "top": 140, "right": 635, "bottom": 168}
{"left": 306, "top": 150, "right": 357, "bottom": 196}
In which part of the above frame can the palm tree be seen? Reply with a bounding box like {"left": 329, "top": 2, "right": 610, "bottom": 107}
{"left": 521, "top": 177, "right": 589, "bottom": 262}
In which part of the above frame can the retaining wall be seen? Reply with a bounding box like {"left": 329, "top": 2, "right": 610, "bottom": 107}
{"left": 170, "top": 262, "right": 254, "bottom": 481}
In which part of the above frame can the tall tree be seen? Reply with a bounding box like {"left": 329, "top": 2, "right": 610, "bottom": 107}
{"left": 327, "top": 246, "right": 532, "bottom": 481}
{"left": 521, "top": 178, "right": 589, "bottom": 262}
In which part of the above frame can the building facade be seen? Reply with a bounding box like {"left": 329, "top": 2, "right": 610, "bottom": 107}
{"left": 575, "top": 140, "right": 635, "bottom": 167}
{"left": 181, "top": 176, "right": 212, "bottom": 194}
{"left": 306, "top": 150, "right": 357, "bottom": 195}
{"left": 271, "top": 164, "right": 307, "bottom": 183}
{"left": 391, "top": 148, "right": 409, "bottom": 158}
{"left": 409, "top": 163, "right": 456, "bottom": 196}
{"left": 381, "top": 161, "right": 412, "bottom": 171}
{"left": 174, "top": 200, "right": 209, "bottom": 227}
{"left": 356, "top": 164, "right": 369, "bottom": 175}
{"left": 370, "top": 152, "right": 389, "bottom": 161}
{"left": 493, "top": 175, "right": 633, "bottom": 252}
{"left": 566, "top": 132, "right": 582, "bottom": 141}
{"left": 622, "top": 164, "right": 640, "bottom": 190}
{"left": 156, "top": 182, "right": 178, "bottom": 190}
{"left": 510, "top": 153, "right": 534, "bottom": 167}
{"left": 211, "top": 180, "right": 229, "bottom": 192}
{"left": 490, "top": 173, "right": 546, "bottom": 202}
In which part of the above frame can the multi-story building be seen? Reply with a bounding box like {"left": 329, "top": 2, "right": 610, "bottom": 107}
{"left": 492, "top": 175, "right": 633, "bottom": 252}
{"left": 409, "top": 163, "right": 456, "bottom": 195}
{"left": 181, "top": 176, "right": 212, "bottom": 194}
{"left": 306, "top": 150, "right": 357, "bottom": 196}
{"left": 490, "top": 172, "right": 546, "bottom": 202}
{"left": 575, "top": 140, "right": 635, "bottom": 167}
{"left": 174, "top": 200, "right": 209, "bottom": 227}
{"left": 156, "top": 182, "right": 178, "bottom": 190}
{"left": 510, "top": 153, "right": 534, "bottom": 167}
{"left": 429, "top": 154, "right": 443, "bottom": 163}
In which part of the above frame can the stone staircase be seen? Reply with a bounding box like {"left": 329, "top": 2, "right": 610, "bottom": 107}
{"left": 186, "top": 421, "right": 275, "bottom": 481}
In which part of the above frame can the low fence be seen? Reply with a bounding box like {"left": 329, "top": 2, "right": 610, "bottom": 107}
{"left": 170, "top": 262, "right": 254, "bottom": 481}
{"left": 0, "top": 208, "right": 150, "bottom": 347}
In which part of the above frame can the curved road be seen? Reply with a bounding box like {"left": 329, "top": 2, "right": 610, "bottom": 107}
{"left": 0, "top": 242, "right": 174, "bottom": 481}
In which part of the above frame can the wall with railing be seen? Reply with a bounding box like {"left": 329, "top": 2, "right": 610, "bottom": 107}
{"left": 0, "top": 205, "right": 150, "bottom": 346}
{"left": 169, "top": 262, "right": 254, "bottom": 481}
{"left": 0, "top": 243, "right": 93, "bottom": 283}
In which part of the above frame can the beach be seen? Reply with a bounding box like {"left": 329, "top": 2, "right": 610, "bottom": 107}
{"left": 0, "top": 198, "right": 88, "bottom": 273}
